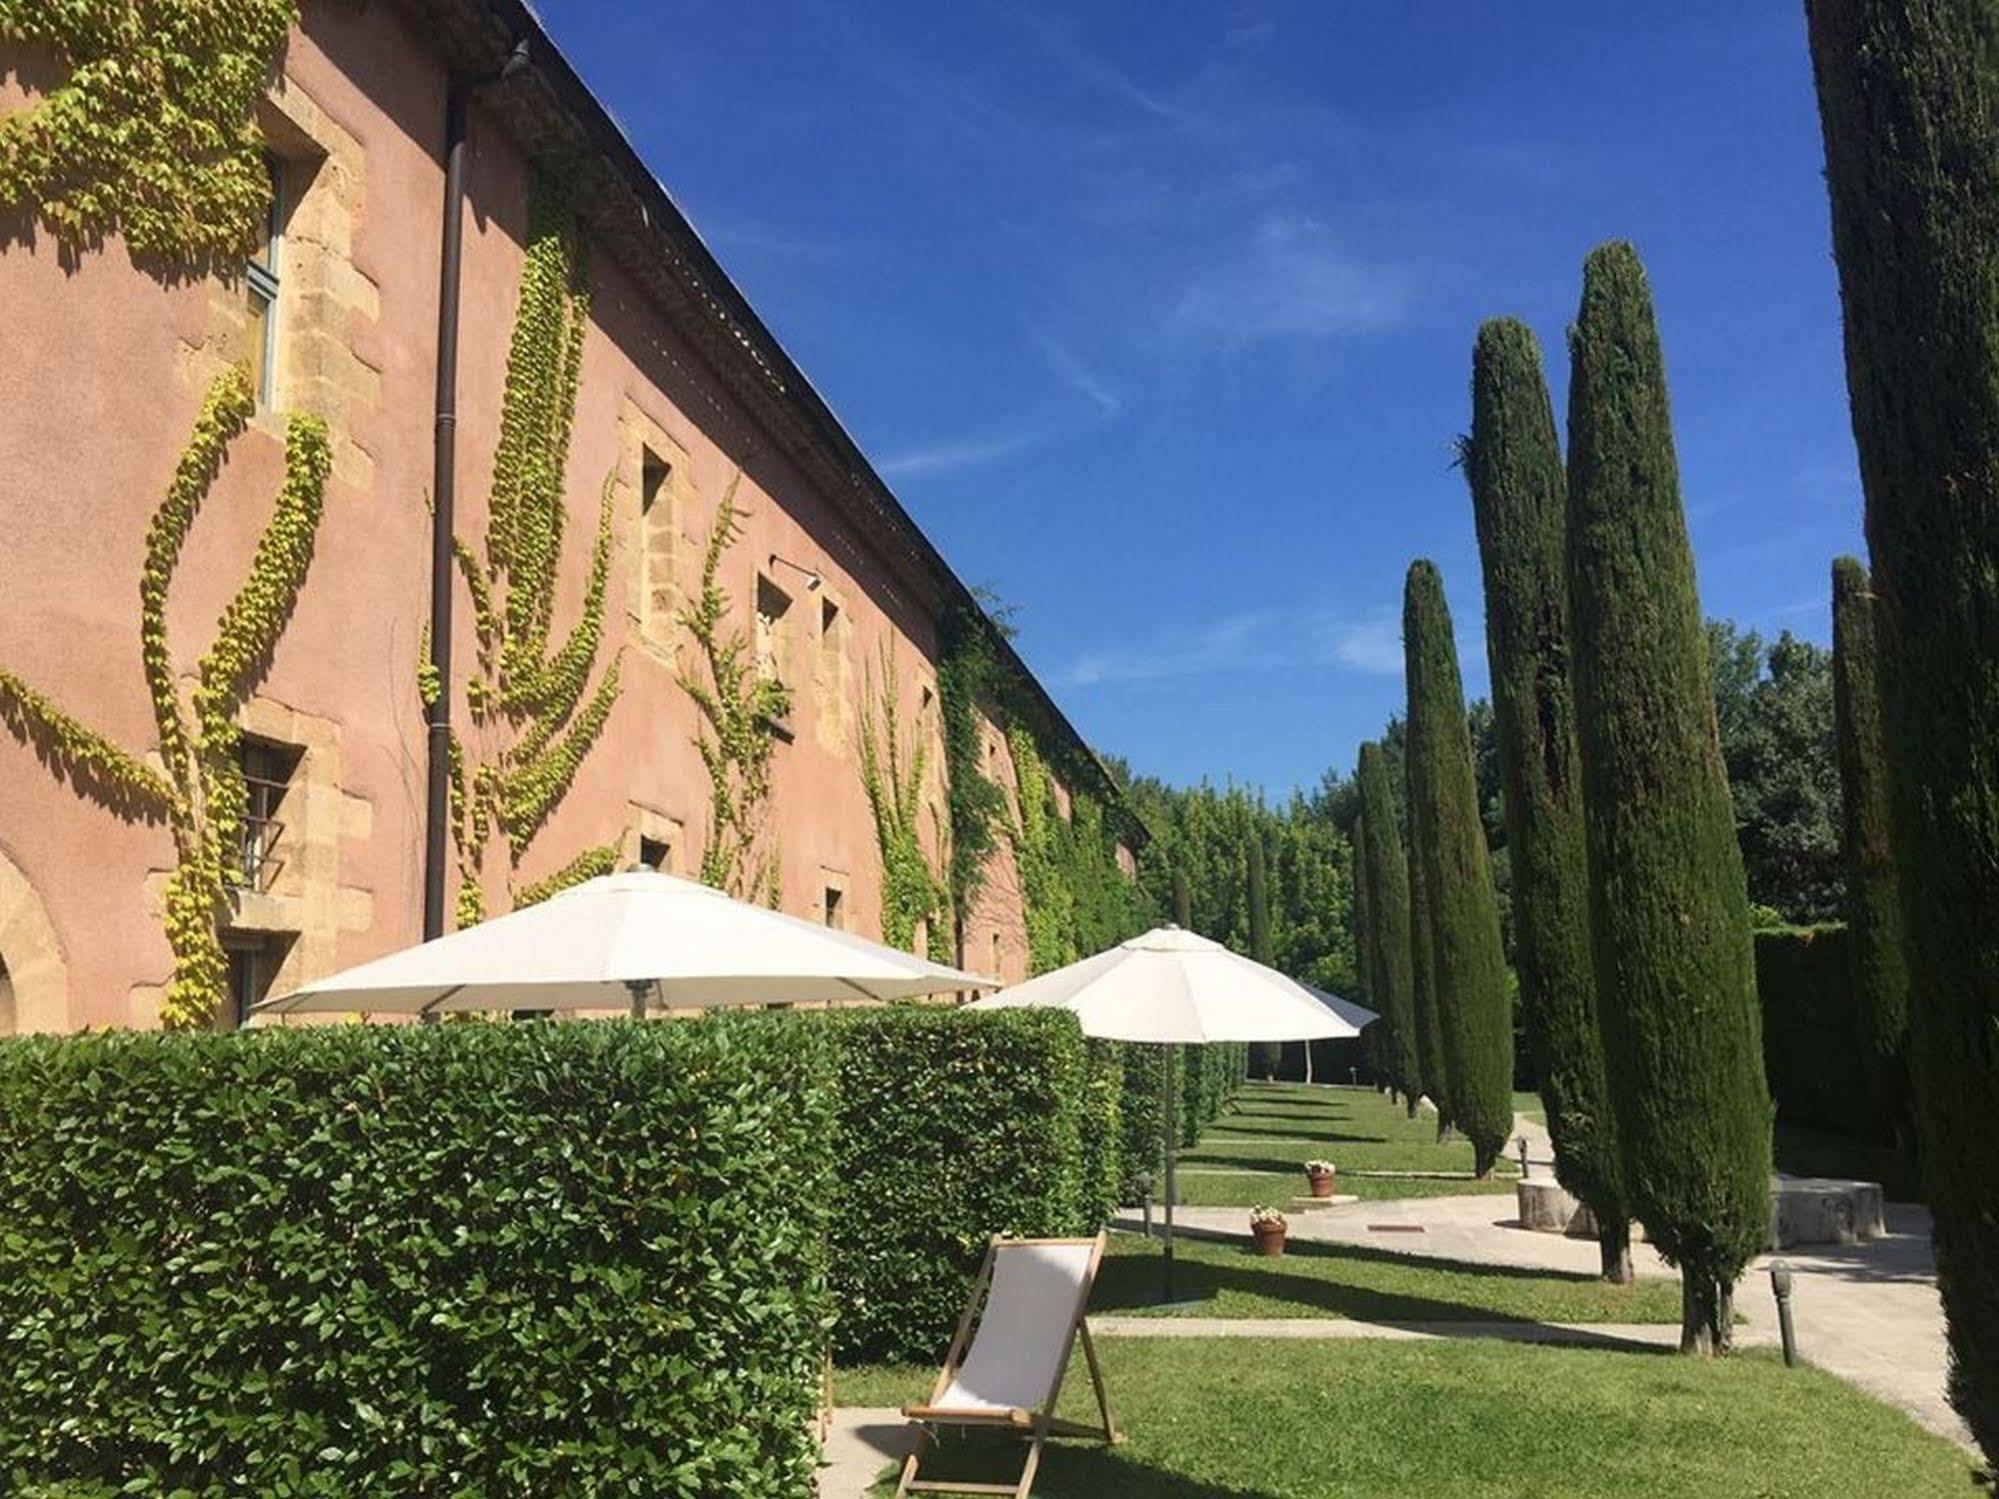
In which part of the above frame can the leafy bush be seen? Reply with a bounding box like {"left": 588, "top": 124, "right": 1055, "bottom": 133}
{"left": 0, "top": 1017, "right": 834, "bottom": 1498}
{"left": 1118, "top": 1041, "right": 1166, "bottom": 1199}
{"left": 1756, "top": 924, "right": 1872, "bottom": 1138}
{"left": 828, "top": 1007, "right": 1100, "bottom": 1362}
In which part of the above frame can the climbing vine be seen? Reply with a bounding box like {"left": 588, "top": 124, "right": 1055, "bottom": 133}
{"left": 432, "top": 184, "right": 620, "bottom": 925}
{"left": 0, "top": 0, "right": 298, "bottom": 270}
{"left": 1007, "top": 727, "right": 1074, "bottom": 975}
{"left": 678, "top": 474, "right": 790, "bottom": 902}
{"left": 937, "top": 606, "right": 1008, "bottom": 959}
{"left": 858, "top": 646, "right": 946, "bottom": 953}
{"left": 0, "top": 363, "right": 331, "bottom": 1026}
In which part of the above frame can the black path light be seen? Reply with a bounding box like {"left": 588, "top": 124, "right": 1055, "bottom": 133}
{"left": 1770, "top": 1260, "right": 1799, "bottom": 1367}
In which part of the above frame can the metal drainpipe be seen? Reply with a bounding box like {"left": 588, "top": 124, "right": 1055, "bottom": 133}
{"left": 424, "top": 40, "right": 527, "bottom": 943}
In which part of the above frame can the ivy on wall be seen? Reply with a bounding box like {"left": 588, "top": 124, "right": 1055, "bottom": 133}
{"left": 678, "top": 474, "right": 790, "bottom": 902}
{"left": 858, "top": 646, "right": 947, "bottom": 954}
{"left": 937, "top": 607, "right": 1008, "bottom": 964}
{"left": 0, "top": 0, "right": 298, "bottom": 270}
{"left": 430, "top": 186, "right": 621, "bottom": 926}
{"left": 0, "top": 364, "right": 331, "bottom": 1026}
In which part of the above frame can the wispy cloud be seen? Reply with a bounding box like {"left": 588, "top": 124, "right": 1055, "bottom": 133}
{"left": 1320, "top": 617, "right": 1404, "bottom": 676}
{"left": 696, "top": 215, "right": 859, "bottom": 261}
{"left": 985, "top": 1, "right": 1182, "bottom": 120}
{"left": 1033, "top": 330, "right": 1121, "bottom": 415}
{"left": 878, "top": 429, "right": 1047, "bottom": 479}
{"left": 1171, "top": 215, "right": 1410, "bottom": 347}
{"left": 1064, "top": 608, "right": 1406, "bottom": 687}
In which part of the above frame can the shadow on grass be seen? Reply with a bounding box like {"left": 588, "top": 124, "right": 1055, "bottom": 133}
{"left": 1092, "top": 1229, "right": 1664, "bottom": 1330}
{"left": 1183, "top": 1135, "right": 1391, "bottom": 1159}
{"left": 876, "top": 1431, "right": 1280, "bottom": 1498}
{"left": 1179, "top": 1150, "right": 1350, "bottom": 1176}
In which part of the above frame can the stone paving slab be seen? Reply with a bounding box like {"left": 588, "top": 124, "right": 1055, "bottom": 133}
{"left": 818, "top": 1408, "right": 912, "bottom": 1499}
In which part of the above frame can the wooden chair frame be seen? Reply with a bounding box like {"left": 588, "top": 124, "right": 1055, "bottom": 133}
{"left": 894, "top": 1232, "right": 1118, "bottom": 1497}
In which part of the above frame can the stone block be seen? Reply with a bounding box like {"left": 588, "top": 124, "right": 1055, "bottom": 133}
{"left": 1516, "top": 1179, "right": 1599, "bottom": 1238}
{"left": 1770, "top": 1176, "right": 1885, "bottom": 1248}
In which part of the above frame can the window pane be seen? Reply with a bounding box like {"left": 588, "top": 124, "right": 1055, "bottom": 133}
{"left": 245, "top": 289, "right": 273, "bottom": 410}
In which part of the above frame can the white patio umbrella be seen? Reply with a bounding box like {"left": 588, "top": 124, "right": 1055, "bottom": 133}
{"left": 969, "top": 924, "right": 1375, "bottom": 1302}
{"left": 253, "top": 869, "right": 996, "bottom": 1018}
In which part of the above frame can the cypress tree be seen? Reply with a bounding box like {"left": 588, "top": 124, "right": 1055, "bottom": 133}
{"left": 1405, "top": 803, "right": 1451, "bottom": 1128}
{"left": 1831, "top": 558, "right": 1911, "bottom": 1145}
{"left": 1351, "top": 816, "right": 1382, "bottom": 1086}
{"left": 1245, "top": 834, "right": 1280, "bottom": 1079}
{"left": 1247, "top": 835, "right": 1272, "bottom": 964}
{"left": 1807, "top": 6, "right": 1999, "bottom": 1443}
{"left": 1172, "top": 866, "right": 1193, "bottom": 931}
{"left": 1403, "top": 560, "right": 1514, "bottom": 1175}
{"left": 1566, "top": 241, "right": 1769, "bottom": 1353}
{"left": 1466, "top": 317, "right": 1631, "bottom": 1281}
{"left": 1357, "top": 743, "right": 1420, "bottom": 1106}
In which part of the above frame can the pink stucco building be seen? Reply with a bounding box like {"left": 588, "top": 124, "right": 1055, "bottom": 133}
{"left": 0, "top": 0, "right": 1136, "bottom": 1033}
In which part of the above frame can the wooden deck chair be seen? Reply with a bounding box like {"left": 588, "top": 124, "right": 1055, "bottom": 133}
{"left": 894, "top": 1232, "right": 1118, "bottom": 1498}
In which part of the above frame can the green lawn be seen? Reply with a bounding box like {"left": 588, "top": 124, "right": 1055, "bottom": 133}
{"left": 1171, "top": 1170, "right": 1513, "bottom": 1206}
{"left": 1092, "top": 1231, "right": 1680, "bottom": 1324}
{"left": 1512, "top": 1089, "right": 1547, "bottom": 1126}
{"left": 843, "top": 1339, "right": 1985, "bottom": 1497}
{"left": 1173, "top": 1083, "right": 1524, "bottom": 1203}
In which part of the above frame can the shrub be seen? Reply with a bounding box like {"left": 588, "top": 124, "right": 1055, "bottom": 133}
{"left": 827, "top": 1006, "right": 1096, "bottom": 1363}
{"left": 1756, "top": 924, "right": 1869, "bottom": 1138}
{"left": 1118, "top": 1040, "right": 1166, "bottom": 1199}
{"left": 0, "top": 1017, "right": 835, "bottom": 1498}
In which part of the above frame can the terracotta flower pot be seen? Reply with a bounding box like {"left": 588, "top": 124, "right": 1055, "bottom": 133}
{"left": 1306, "top": 1169, "right": 1336, "bottom": 1199}
{"left": 1250, "top": 1220, "right": 1287, "bottom": 1257}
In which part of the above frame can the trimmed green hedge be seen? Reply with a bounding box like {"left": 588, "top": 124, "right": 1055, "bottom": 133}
{"left": 1756, "top": 924, "right": 1870, "bottom": 1137}
{"left": 1118, "top": 1041, "right": 1166, "bottom": 1198}
{"left": 827, "top": 1007, "right": 1106, "bottom": 1363}
{"left": 0, "top": 1017, "right": 835, "bottom": 1498}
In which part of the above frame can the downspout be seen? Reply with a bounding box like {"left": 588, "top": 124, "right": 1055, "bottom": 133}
{"left": 424, "top": 40, "right": 528, "bottom": 941}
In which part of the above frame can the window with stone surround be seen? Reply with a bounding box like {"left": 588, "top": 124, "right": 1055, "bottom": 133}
{"left": 638, "top": 446, "right": 674, "bottom": 651}
{"left": 236, "top": 737, "right": 302, "bottom": 893}
{"left": 245, "top": 155, "right": 285, "bottom": 409}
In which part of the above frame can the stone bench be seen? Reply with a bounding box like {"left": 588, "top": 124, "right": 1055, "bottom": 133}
{"left": 1515, "top": 1174, "right": 1886, "bottom": 1248}
{"left": 1769, "top": 1176, "right": 1885, "bottom": 1248}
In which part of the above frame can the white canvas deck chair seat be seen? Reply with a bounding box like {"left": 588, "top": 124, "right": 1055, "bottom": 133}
{"left": 895, "top": 1232, "right": 1118, "bottom": 1497}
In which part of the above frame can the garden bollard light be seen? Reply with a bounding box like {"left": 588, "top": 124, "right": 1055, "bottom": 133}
{"left": 1516, "top": 1136, "right": 1530, "bottom": 1180}
{"left": 1137, "top": 1174, "right": 1154, "bottom": 1240}
{"left": 1770, "top": 1260, "right": 1797, "bottom": 1367}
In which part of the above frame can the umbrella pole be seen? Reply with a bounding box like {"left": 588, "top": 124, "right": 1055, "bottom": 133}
{"left": 1161, "top": 1041, "right": 1176, "bottom": 1305}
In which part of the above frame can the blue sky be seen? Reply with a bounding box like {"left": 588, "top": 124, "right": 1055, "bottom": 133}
{"left": 539, "top": 1, "right": 1860, "bottom": 795}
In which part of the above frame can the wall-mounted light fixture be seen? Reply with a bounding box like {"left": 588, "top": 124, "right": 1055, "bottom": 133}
{"left": 769, "top": 554, "right": 823, "bottom": 592}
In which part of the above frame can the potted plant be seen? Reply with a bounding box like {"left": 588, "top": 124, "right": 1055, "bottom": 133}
{"left": 1303, "top": 1159, "right": 1338, "bottom": 1198}
{"left": 1249, "top": 1205, "right": 1288, "bottom": 1257}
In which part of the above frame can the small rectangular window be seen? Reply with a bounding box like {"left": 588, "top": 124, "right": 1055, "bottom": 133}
{"left": 823, "top": 886, "right": 844, "bottom": 930}
{"left": 638, "top": 449, "right": 673, "bottom": 647}
{"left": 228, "top": 942, "right": 267, "bottom": 1029}
{"left": 236, "top": 737, "right": 301, "bottom": 891}
{"left": 638, "top": 834, "right": 672, "bottom": 872}
{"left": 756, "top": 574, "right": 793, "bottom": 683}
{"left": 245, "top": 156, "right": 284, "bottom": 409}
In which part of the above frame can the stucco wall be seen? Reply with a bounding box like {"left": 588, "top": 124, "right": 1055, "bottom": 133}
{"left": 0, "top": 2, "right": 1074, "bottom": 1030}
